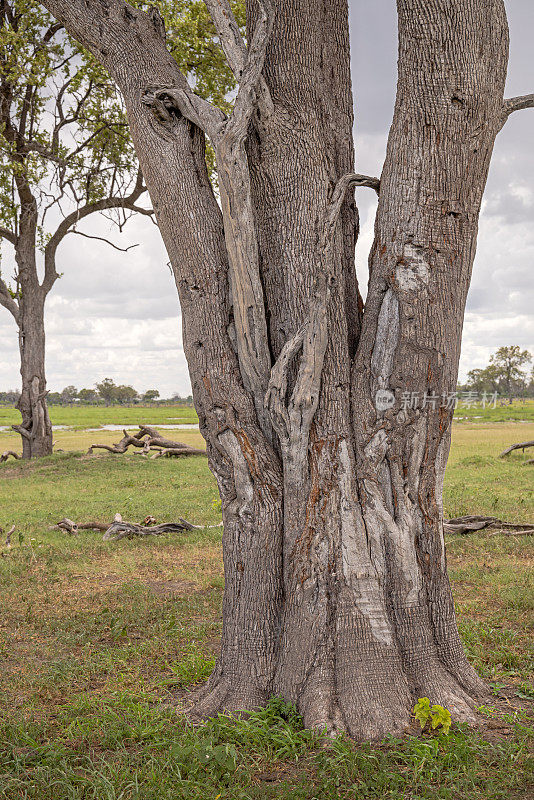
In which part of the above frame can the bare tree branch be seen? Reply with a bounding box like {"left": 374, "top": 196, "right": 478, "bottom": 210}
{"left": 499, "top": 439, "right": 534, "bottom": 458}
{"left": 265, "top": 171, "right": 377, "bottom": 450}
{"left": 203, "top": 0, "right": 247, "bottom": 77}
{"left": 141, "top": 82, "right": 225, "bottom": 142}
{"left": 324, "top": 173, "right": 380, "bottom": 247}
{"left": 0, "top": 226, "right": 16, "bottom": 245}
{"left": 68, "top": 230, "right": 140, "bottom": 252}
{"left": 202, "top": 0, "right": 273, "bottom": 120}
{"left": 224, "top": 0, "right": 273, "bottom": 141}
{"left": 206, "top": 0, "right": 274, "bottom": 431}
{"left": 503, "top": 94, "right": 534, "bottom": 117}
{"left": 0, "top": 275, "right": 19, "bottom": 322}
{"left": 42, "top": 169, "right": 148, "bottom": 294}
{"left": 264, "top": 326, "right": 306, "bottom": 441}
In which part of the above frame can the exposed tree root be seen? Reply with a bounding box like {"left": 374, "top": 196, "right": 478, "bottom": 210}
{"left": 0, "top": 450, "right": 21, "bottom": 462}
{"left": 87, "top": 425, "right": 206, "bottom": 458}
{"left": 499, "top": 440, "right": 534, "bottom": 458}
{"left": 444, "top": 515, "right": 534, "bottom": 535}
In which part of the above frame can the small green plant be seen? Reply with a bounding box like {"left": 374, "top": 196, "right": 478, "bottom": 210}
{"left": 413, "top": 697, "right": 452, "bottom": 734}
{"left": 170, "top": 741, "right": 237, "bottom": 779}
{"left": 515, "top": 682, "right": 534, "bottom": 699}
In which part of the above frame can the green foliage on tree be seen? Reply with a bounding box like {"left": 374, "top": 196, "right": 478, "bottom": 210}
{"left": 0, "top": 0, "right": 244, "bottom": 275}
{"left": 465, "top": 346, "right": 533, "bottom": 400}
{"left": 0, "top": 0, "right": 138, "bottom": 254}
{"left": 0, "top": 0, "right": 244, "bottom": 455}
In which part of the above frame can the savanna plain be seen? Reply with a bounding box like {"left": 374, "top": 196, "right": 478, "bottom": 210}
{"left": 0, "top": 403, "right": 533, "bottom": 799}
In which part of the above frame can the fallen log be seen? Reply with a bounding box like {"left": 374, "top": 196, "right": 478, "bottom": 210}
{"left": 0, "top": 450, "right": 21, "bottom": 463}
{"left": 444, "top": 515, "right": 534, "bottom": 535}
{"left": 51, "top": 517, "right": 109, "bottom": 534}
{"left": 103, "top": 519, "right": 195, "bottom": 541}
{"left": 499, "top": 440, "right": 534, "bottom": 458}
{"left": 87, "top": 425, "right": 206, "bottom": 457}
{"left": 51, "top": 512, "right": 197, "bottom": 541}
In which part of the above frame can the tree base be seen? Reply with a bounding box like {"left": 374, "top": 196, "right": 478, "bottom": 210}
{"left": 178, "top": 663, "right": 489, "bottom": 741}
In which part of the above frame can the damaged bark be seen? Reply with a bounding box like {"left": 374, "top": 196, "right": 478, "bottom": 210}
{"left": 40, "top": 0, "right": 533, "bottom": 738}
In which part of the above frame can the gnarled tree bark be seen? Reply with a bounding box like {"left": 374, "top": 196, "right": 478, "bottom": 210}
{"left": 40, "top": 0, "right": 532, "bottom": 738}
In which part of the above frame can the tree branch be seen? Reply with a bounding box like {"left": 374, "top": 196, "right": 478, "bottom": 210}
{"left": 0, "top": 226, "right": 16, "bottom": 246}
{"left": 325, "top": 173, "right": 380, "bottom": 243}
{"left": 0, "top": 275, "right": 19, "bottom": 322}
{"left": 141, "top": 83, "right": 225, "bottom": 143}
{"left": 203, "top": 0, "right": 273, "bottom": 123}
{"left": 42, "top": 169, "right": 148, "bottom": 294}
{"left": 264, "top": 326, "right": 307, "bottom": 441}
{"left": 204, "top": 0, "right": 274, "bottom": 432}
{"left": 68, "top": 230, "right": 140, "bottom": 252}
{"left": 265, "top": 171, "right": 377, "bottom": 449}
{"left": 503, "top": 94, "right": 534, "bottom": 117}
{"left": 203, "top": 0, "right": 247, "bottom": 78}
{"left": 224, "top": 0, "right": 273, "bottom": 142}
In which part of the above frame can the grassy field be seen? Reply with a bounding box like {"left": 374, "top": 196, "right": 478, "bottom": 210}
{"left": 453, "top": 397, "right": 534, "bottom": 424}
{"left": 0, "top": 402, "right": 199, "bottom": 429}
{"left": 0, "top": 408, "right": 532, "bottom": 799}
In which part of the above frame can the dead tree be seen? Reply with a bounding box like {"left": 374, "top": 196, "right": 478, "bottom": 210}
{"left": 52, "top": 514, "right": 195, "bottom": 540}
{"left": 444, "top": 516, "right": 534, "bottom": 535}
{"left": 0, "top": 451, "right": 21, "bottom": 463}
{"left": 41, "top": 0, "right": 533, "bottom": 739}
{"left": 499, "top": 440, "right": 534, "bottom": 458}
{"left": 87, "top": 425, "right": 206, "bottom": 456}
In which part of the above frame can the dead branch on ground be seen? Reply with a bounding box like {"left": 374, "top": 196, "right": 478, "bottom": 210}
{"left": 51, "top": 512, "right": 197, "bottom": 541}
{"left": 499, "top": 440, "right": 534, "bottom": 458}
{"left": 444, "top": 515, "right": 534, "bottom": 536}
{"left": 0, "top": 450, "right": 21, "bottom": 462}
{"left": 0, "top": 525, "right": 15, "bottom": 548}
{"left": 87, "top": 425, "right": 206, "bottom": 458}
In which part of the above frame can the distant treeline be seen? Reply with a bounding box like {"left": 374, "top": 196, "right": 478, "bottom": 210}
{"left": 0, "top": 378, "right": 193, "bottom": 406}
{"left": 457, "top": 346, "right": 533, "bottom": 400}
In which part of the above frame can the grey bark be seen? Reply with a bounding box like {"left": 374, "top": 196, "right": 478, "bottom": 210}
{"left": 39, "top": 0, "right": 531, "bottom": 738}
{"left": 87, "top": 425, "right": 206, "bottom": 456}
{"left": 499, "top": 440, "right": 534, "bottom": 457}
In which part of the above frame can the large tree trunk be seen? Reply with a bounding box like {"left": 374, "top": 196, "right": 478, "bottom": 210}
{"left": 42, "top": 0, "right": 516, "bottom": 738}
{"left": 15, "top": 286, "right": 53, "bottom": 459}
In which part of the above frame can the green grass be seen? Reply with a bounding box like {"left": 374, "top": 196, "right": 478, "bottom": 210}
{"left": 0, "top": 423, "right": 532, "bottom": 799}
{"left": 444, "top": 422, "right": 534, "bottom": 522}
{"left": 454, "top": 397, "right": 534, "bottom": 423}
{"left": 0, "top": 402, "right": 202, "bottom": 454}
{"left": 0, "top": 402, "right": 199, "bottom": 429}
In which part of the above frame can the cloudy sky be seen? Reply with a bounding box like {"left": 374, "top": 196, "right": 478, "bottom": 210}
{"left": 0, "top": 0, "right": 532, "bottom": 397}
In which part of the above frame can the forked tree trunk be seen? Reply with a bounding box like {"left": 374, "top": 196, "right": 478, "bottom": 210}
{"left": 43, "top": 0, "right": 525, "bottom": 738}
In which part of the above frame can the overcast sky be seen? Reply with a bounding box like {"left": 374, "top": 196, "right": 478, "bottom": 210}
{"left": 0, "top": 0, "right": 532, "bottom": 397}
